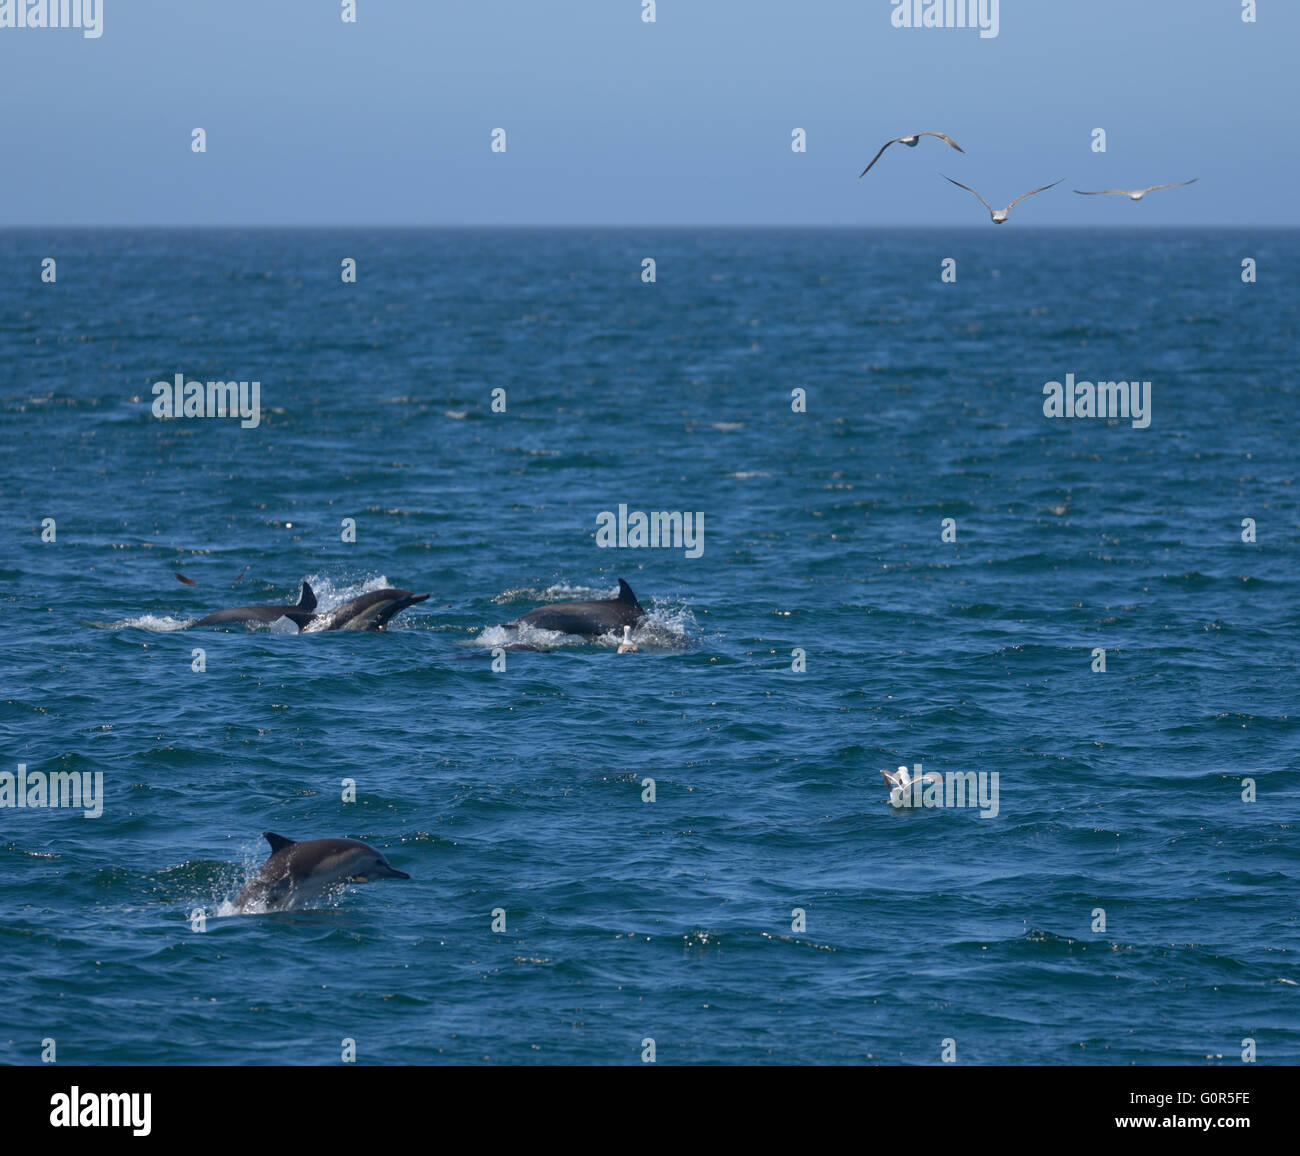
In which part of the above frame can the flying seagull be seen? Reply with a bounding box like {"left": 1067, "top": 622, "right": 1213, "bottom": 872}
{"left": 881, "top": 765, "right": 944, "bottom": 808}
{"left": 1073, "top": 179, "right": 1198, "bottom": 201}
{"left": 859, "top": 132, "right": 964, "bottom": 178}
{"left": 942, "top": 175, "right": 1063, "bottom": 224}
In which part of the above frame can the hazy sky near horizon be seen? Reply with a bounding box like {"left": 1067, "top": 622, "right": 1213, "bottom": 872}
{"left": 1, "top": 0, "right": 1295, "bottom": 226}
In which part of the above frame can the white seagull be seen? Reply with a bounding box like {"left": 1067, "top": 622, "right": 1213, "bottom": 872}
{"left": 859, "top": 132, "right": 964, "bottom": 178}
{"left": 942, "top": 175, "right": 1063, "bottom": 224}
{"left": 617, "top": 625, "right": 638, "bottom": 654}
{"left": 1073, "top": 179, "right": 1198, "bottom": 201}
{"left": 881, "top": 765, "right": 944, "bottom": 808}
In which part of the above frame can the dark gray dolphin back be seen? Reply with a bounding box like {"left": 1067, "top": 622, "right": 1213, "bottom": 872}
{"left": 232, "top": 831, "right": 410, "bottom": 911}
{"left": 192, "top": 581, "right": 316, "bottom": 629}
{"left": 320, "top": 588, "right": 430, "bottom": 631}
{"left": 232, "top": 831, "right": 297, "bottom": 908}
{"left": 506, "top": 578, "right": 646, "bottom": 637}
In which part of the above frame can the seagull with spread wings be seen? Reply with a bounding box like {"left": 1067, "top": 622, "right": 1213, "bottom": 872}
{"left": 942, "top": 175, "right": 1063, "bottom": 224}
{"left": 881, "top": 766, "right": 944, "bottom": 808}
{"left": 859, "top": 132, "right": 964, "bottom": 178}
{"left": 1074, "top": 179, "right": 1198, "bottom": 201}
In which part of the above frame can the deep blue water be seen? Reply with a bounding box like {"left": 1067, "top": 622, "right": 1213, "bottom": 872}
{"left": 1, "top": 228, "right": 1297, "bottom": 1065}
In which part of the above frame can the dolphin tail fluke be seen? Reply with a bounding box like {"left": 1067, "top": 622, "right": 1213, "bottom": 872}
{"left": 297, "top": 582, "right": 317, "bottom": 613}
{"left": 263, "top": 832, "right": 296, "bottom": 853}
{"left": 616, "top": 579, "right": 642, "bottom": 609}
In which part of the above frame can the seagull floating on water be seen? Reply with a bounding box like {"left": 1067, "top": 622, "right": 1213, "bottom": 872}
{"left": 942, "top": 175, "right": 1063, "bottom": 224}
{"left": 617, "top": 625, "right": 638, "bottom": 654}
{"left": 859, "top": 132, "right": 964, "bottom": 178}
{"left": 881, "top": 765, "right": 944, "bottom": 808}
{"left": 1073, "top": 179, "right": 1198, "bottom": 201}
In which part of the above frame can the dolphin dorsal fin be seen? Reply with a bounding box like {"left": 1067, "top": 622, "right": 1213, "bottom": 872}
{"left": 616, "top": 579, "right": 641, "bottom": 607}
{"left": 263, "top": 832, "right": 296, "bottom": 853}
{"left": 298, "top": 581, "right": 317, "bottom": 613}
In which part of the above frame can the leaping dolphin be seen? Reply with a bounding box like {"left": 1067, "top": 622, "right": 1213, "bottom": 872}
{"left": 191, "top": 581, "right": 317, "bottom": 629}
{"left": 315, "top": 588, "right": 429, "bottom": 631}
{"left": 504, "top": 579, "right": 646, "bottom": 639}
{"left": 232, "top": 832, "right": 410, "bottom": 912}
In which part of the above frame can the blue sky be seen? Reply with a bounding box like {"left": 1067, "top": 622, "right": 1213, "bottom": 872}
{"left": 1, "top": 0, "right": 1294, "bottom": 225}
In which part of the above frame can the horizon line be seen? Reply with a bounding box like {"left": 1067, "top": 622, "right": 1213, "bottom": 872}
{"left": 0, "top": 222, "right": 1293, "bottom": 231}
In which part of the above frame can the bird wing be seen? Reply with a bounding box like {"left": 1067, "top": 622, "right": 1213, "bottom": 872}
{"left": 1142, "top": 179, "right": 1199, "bottom": 193}
{"left": 1073, "top": 189, "right": 1131, "bottom": 196}
{"left": 1007, "top": 179, "right": 1064, "bottom": 209}
{"left": 921, "top": 132, "right": 965, "bottom": 153}
{"left": 859, "top": 139, "right": 901, "bottom": 178}
{"left": 942, "top": 175, "right": 993, "bottom": 213}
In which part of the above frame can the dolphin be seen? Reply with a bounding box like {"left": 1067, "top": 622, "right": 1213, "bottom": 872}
{"left": 232, "top": 832, "right": 410, "bottom": 912}
{"left": 504, "top": 578, "right": 646, "bottom": 638}
{"left": 191, "top": 581, "right": 317, "bottom": 629}
{"left": 315, "top": 588, "right": 430, "bottom": 631}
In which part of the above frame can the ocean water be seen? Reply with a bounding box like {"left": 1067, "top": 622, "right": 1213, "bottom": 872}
{"left": 1, "top": 227, "right": 1297, "bottom": 1065}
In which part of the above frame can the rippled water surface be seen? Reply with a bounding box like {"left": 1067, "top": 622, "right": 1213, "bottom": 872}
{"left": 1, "top": 228, "right": 1297, "bottom": 1064}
